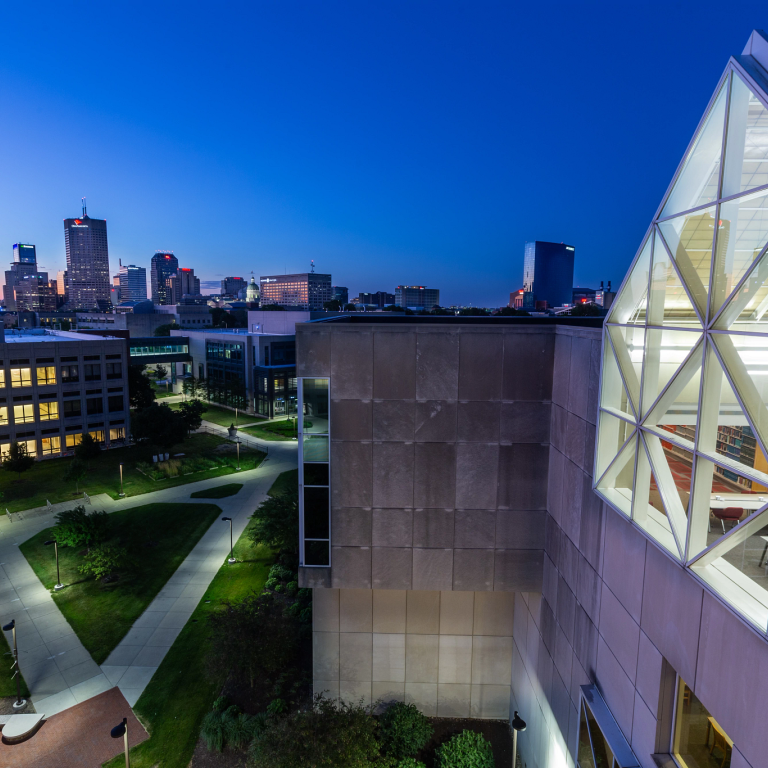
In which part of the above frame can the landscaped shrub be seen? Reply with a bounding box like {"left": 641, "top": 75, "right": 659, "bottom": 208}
{"left": 398, "top": 759, "right": 426, "bottom": 768}
{"left": 78, "top": 543, "right": 130, "bottom": 581}
{"left": 434, "top": 730, "right": 495, "bottom": 768}
{"left": 53, "top": 506, "right": 109, "bottom": 549}
{"left": 266, "top": 697, "right": 287, "bottom": 715}
{"left": 200, "top": 702, "right": 265, "bottom": 752}
{"left": 285, "top": 580, "right": 298, "bottom": 596}
{"left": 379, "top": 701, "right": 433, "bottom": 760}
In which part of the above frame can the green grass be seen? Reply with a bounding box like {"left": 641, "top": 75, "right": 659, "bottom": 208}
{"left": 103, "top": 516, "right": 275, "bottom": 767}
{"left": 268, "top": 468, "right": 298, "bottom": 498}
{"left": 190, "top": 483, "right": 243, "bottom": 499}
{"left": 240, "top": 417, "right": 304, "bottom": 442}
{"left": 169, "top": 402, "right": 248, "bottom": 428}
{"left": 0, "top": 630, "right": 29, "bottom": 699}
{"left": 20, "top": 503, "right": 222, "bottom": 665}
{"left": 0, "top": 433, "right": 265, "bottom": 514}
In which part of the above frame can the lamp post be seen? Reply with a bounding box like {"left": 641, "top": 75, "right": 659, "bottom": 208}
{"left": 110, "top": 716, "right": 130, "bottom": 768}
{"left": 43, "top": 540, "right": 64, "bottom": 590}
{"left": 119, "top": 463, "right": 125, "bottom": 497}
{"left": 511, "top": 710, "right": 526, "bottom": 768}
{"left": 236, "top": 438, "right": 241, "bottom": 471}
{"left": 222, "top": 517, "right": 236, "bottom": 563}
{"left": 2, "top": 619, "right": 26, "bottom": 709}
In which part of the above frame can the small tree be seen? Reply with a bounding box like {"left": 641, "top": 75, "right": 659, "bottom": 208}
{"left": 248, "top": 474, "right": 299, "bottom": 554}
{"left": 2, "top": 441, "right": 35, "bottom": 480}
{"left": 78, "top": 543, "right": 129, "bottom": 581}
{"left": 54, "top": 505, "right": 109, "bottom": 549}
{"left": 128, "top": 364, "right": 156, "bottom": 410}
{"left": 153, "top": 364, "right": 169, "bottom": 380}
{"left": 131, "top": 403, "right": 188, "bottom": 451}
{"left": 63, "top": 459, "right": 88, "bottom": 494}
{"left": 182, "top": 375, "right": 197, "bottom": 400}
{"left": 379, "top": 702, "right": 433, "bottom": 760}
{"left": 323, "top": 299, "right": 341, "bottom": 311}
{"left": 178, "top": 399, "right": 207, "bottom": 434}
{"left": 74, "top": 433, "right": 101, "bottom": 462}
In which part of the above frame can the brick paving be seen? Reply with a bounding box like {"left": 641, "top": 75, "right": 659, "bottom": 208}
{"left": 0, "top": 687, "right": 148, "bottom": 768}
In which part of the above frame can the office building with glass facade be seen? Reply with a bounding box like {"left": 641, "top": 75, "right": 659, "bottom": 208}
{"left": 523, "top": 241, "right": 575, "bottom": 310}
{"left": 260, "top": 272, "right": 333, "bottom": 310}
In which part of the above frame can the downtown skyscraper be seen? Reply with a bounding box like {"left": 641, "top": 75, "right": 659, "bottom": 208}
{"left": 64, "top": 201, "right": 111, "bottom": 310}
{"left": 151, "top": 251, "right": 178, "bottom": 305}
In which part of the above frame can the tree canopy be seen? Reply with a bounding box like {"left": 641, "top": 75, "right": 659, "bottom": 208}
{"left": 153, "top": 323, "right": 181, "bottom": 337}
{"left": 248, "top": 473, "right": 299, "bottom": 554}
{"left": 131, "top": 403, "right": 188, "bottom": 450}
{"left": 2, "top": 441, "right": 35, "bottom": 479}
{"left": 128, "top": 364, "right": 156, "bottom": 410}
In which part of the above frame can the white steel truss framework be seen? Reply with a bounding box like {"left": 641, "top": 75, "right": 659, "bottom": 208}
{"left": 595, "top": 57, "right": 768, "bottom": 633}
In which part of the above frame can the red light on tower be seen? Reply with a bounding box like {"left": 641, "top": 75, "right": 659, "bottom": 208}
{"left": 165, "top": 255, "right": 171, "bottom": 259}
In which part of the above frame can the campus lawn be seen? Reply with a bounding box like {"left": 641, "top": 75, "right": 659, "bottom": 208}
{"left": 190, "top": 483, "right": 243, "bottom": 499}
{"left": 0, "top": 630, "right": 29, "bottom": 699}
{"left": 0, "top": 433, "right": 265, "bottom": 514}
{"left": 103, "top": 514, "right": 276, "bottom": 767}
{"left": 169, "top": 401, "right": 247, "bottom": 428}
{"left": 20, "top": 503, "right": 222, "bottom": 665}
{"left": 240, "top": 417, "right": 302, "bottom": 442}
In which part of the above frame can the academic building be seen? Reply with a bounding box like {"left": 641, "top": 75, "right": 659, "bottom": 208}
{"left": 296, "top": 31, "right": 768, "bottom": 768}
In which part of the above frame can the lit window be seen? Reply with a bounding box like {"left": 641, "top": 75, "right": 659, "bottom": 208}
{"left": 0, "top": 407, "right": 6, "bottom": 425}
{"left": 89, "top": 430, "right": 104, "bottom": 443}
{"left": 39, "top": 401, "right": 59, "bottom": 421}
{"left": 13, "top": 404, "right": 34, "bottom": 423}
{"left": 36, "top": 366, "right": 56, "bottom": 385}
{"left": 41, "top": 436, "right": 61, "bottom": 455}
{"left": 0, "top": 370, "right": 5, "bottom": 388}
{"left": 673, "top": 678, "right": 732, "bottom": 768}
{"left": 109, "top": 427, "right": 125, "bottom": 441}
{"left": 10, "top": 368, "right": 31, "bottom": 388}
{"left": 65, "top": 433, "right": 82, "bottom": 448}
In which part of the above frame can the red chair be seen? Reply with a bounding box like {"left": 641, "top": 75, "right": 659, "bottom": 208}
{"left": 712, "top": 507, "right": 743, "bottom": 534}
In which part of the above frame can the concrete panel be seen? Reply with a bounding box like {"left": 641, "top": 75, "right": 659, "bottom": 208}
{"left": 458, "top": 333, "right": 503, "bottom": 401}
{"left": 455, "top": 443, "right": 499, "bottom": 510}
{"left": 453, "top": 549, "right": 494, "bottom": 591}
{"left": 457, "top": 401, "right": 501, "bottom": 443}
{"left": 438, "top": 683, "right": 472, "bottom": 717}
{"left": 576, "top": 555, "right": 602, "bottom": 625}
{"left": 372, "top": 442, "right": 414, "bottom": 508}
{"left": 331, "top": 442, "right": 372, "bottom": 508}
{"left": 565, "top": 412, "right": 587, "bottom": 471}
{"left": 299, "top": 566, "right": 332, "bottom": 589}
{"left": 599, "top": 585, "right": 640, "bottom": 684}
{"left": 635, "top": 630, "right": 663, "bottom": 717}
{"left": 556, "top": 577, "right": 576, "bottom": 645}
{"left": 551, "top": 404, "right": 568, "bottom": 454}
{"left": 373, "top": 633, "right": 406, "bottom": 682}
{"left": 494, "top": 550, "right": 544, "bottom": 591}
{"left": 596, "top": 636, "right": 635, "bottom": 741}
{"left": 373, "top": 400, "right": 415, "bottom": 441}
{"left": 573, "top": 604, "right": 598, "bottom": 678}
{"left": 313, "top": 588, "right": 339, "bottom": 633}
{"left": 552, "top": 332, "right": 572, "bottom": 408}
{"left": 372, "top": 547, "right": 413, "bottom": 590}
{"left": 413, "top": 509, "right": 455, "bottom": 548}
{"left": 470, "top": 684, "right": 512, "bottom": 719}
{"left": 540, "top": 597, "right": 557, "bottom": 655}
{"left": 584, "top": 422, "right": 597, "bottom": 475}
{"left": 406, "top": 590, "right": 440, "bottom": 634}
{"left": 730, "top": 748, "right": 755, "bottom": 768}
{"left": 586, "top": 338, "right": 602, "bottom": 426}
{"left": 498, "top": 444, "right": 549, "bottom": 510}
{"left": 495, "top": 510, "right": 546, "bottom": 550}
{"left": 513, "top": 594, "right": 528, "bottom": 653}
{"left": 473, "top": 590, "right": 515, "bottom": 637}
{"left": 631, "top": 690, "right": 660, "bottom": 768}
{"left": 331, "top": 399, "right": 372, "bottom": 441}
{"left": 416, "top": 332, "right": 460, "bottom": 401}
{"left": 372, "top": 682, "right": 405, "bottom": 710}
{"left": 371, "top": 509, "right": 413, "bottom": 548}
{"left": 340, "top": 680, "right": 372, "bottom": 706}
{"left": 297, "top": 329, "right": 331, "bottom": 377}
{"left": 455, "top": 509, "right": 496, "bottom": 549}
{"left": 560, "top": 459, "right": 584, "bottom": 545}
{"left": 373, "top": 590, "right": 407, "bottom": 634}
{"left": 339, "top": 588, "right": 373, "bottom": 632}
{"left": 414, "top": 400, "right": 458, "bottom": 442}
{"left": 579, "top": 486, "right": 605, "bottom": 574}
{"left": 570, "top": 655, "right": 590, "bottom": 709}
{"left": 413, "top": 548, "right": 453, "bottom": 590}
{"left": 560, "top": 534, "right": 579, "bottom": 595}
{"left": 315, "top": 680, "right": 339, "bottom": 701}
{"left": 332, "top": 508, "right": 372, "bottom": 547}
{"left": 414, "top": 443, "right": 457, "bottom": 509}
{"left": 602, "top": 511, "right": 646, "bottom": 623}
{"left": 500, "top": 402, "right": 551, "bottom": 444}
{"left": 472, "top": 635, "right": 514, "bottom": 684}
{"left": 548, "top": 447, "right": 566, "bottom": 524}
{"left": 543, "top": 556, "right": 558, "bottom": 613}
{"left": 641, "top": 544, "right": 703, "bottom": 688}
{"left": 405, "top": 682, "right": 438, "bottom": 716}
{"left": 332, "top": 547, "right": 372, "bottom": 589}
{"left": 405, "top": 634, "right": 439, "bottom": 683}
{"left": 374, "top": 331, "right": 416, "bottom": 399}
{"left": 439, "top": 591, "right": 475, "bottom": 635}
{"left": 439, "top": 635, "right": 473, "bottom": 683}
{"left": 313, "top": 632, "right": 339, "bottom": 680}
{"left": 331, "top": 330, "right": 373, "bottom": 399}
{"left": 568, "top": 335, "right": 593, "bottom": 420}
{"left": 339, "top": 633, "right": 373, "bottom": 681}
{"left": 502, "top": 332, "right": 555, "bottom": 401}
{"left": 551, "top": 668, "right": 571, "bottom": 749}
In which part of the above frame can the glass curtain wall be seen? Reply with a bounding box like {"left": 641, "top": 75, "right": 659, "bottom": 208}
{"left": 596, "top": 64, "right": 768, "bottom": 632}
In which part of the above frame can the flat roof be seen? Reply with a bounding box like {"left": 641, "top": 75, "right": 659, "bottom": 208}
{"left": 1, "top": 328, "right": 121, "bottom": 344}
{"left": 308, "top": 315, "right": 604, "bottom": 328}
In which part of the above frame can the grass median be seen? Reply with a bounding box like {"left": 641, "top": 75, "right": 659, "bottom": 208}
{"left": 20, "top": 503, "right": 222, "bottom": 665}
{"left": 0, "top": 631, "right": 29, "bottom": 701}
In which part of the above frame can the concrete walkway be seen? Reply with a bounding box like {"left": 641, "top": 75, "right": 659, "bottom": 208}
{"left": 0, "top": 434, "right": 296, "bottom": 717}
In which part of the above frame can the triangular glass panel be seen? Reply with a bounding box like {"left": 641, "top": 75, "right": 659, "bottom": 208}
{"left": 658, "top": 207, "right": 717, "bottom": 318}
{"left": 710, "top": 189, "right": 768, "bottom": 318}
{"left": 607, "top": 237, "right": 651, "bottom": 325}
{"left": 713, "top": 238, "right": 768, "bottom": 331}
{"left": 722, "top": 72, "right": 768, "bottom": 198}
{"left": 644, "top": 339, "right": 703, "bottom": 446}
{"left": 661, "top": 82, "right": 727, "bottom": 218}
{"left": 647, "top": 229, "right": 702, "bottom": 328}
{"left": 599, "top": 334, "right": 635, "bottom": 422}
{"left": 640, "top": 329, "right": 702, "bottom": 418}
{"left": 596, "top": 409, "right": 634, "bottom": 483}
{"left": 597, "top": 432, "right": 637, "bottom": 517}
{"left": 607, "top": 325, "right": 645, "bottom": 413}
{"left": 578, "top": 704, "right": 596, "bottom": 768}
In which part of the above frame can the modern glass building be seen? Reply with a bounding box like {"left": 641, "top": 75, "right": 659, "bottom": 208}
{"left": 522, "top": 240, "right": 575, "bottom": 310}
{"left": 64, "top": 204, "right": 111, "bottom": 311}
{"left": 150, "top": 251, "right": 179, "bottom": 305}
{"left": 260, "top": 272, "right": 333, "bottom": 310}
{"left": 117, "top": 264, "right": 148, "bottom": 301}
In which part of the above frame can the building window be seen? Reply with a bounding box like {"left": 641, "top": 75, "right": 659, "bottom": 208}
{"left": 577, "top": 685, "right": 639, "bottom": 768}
{"left": 63, "top": 400, "right": 82, "bottom": 418}
{"left": 0, "top": 407, "right": 7, "bottom": 425}
{"left": 36, "top": 366, "right": 56, "bottom": 385}
{"left": 109, "top": 427, "right": 125, "bottom": 441}
{"left": 13, "top": 404, "right": 34, "bottom": 423}
{"left": 0, "top": 370, "right": 5, "bottom": 388}
{"left": 10, "top": 368, "right": 31, "bottom": 388}
{"left": 108, "top": 395, "right": 124, "bottom": 413}
{"left": 4, "top": 439, "right": 37, "bottom": 458}
{"left": 89, "top": 430, "right": 105, "bottom": 443}
{"left": 41, "top": 436, "right": 61, "bottom": 455}
{"left": 84, "top": 364, "right": 101, "bottom": 381}
{"left": 39, "top": 401, "right": 59, "bottom": 421}
{"left": 65, "top": 433, "right": 82, "bottom": 448}
{"left": 61, "top": 365, "right": 79, "bottom": 383}
{"left": 673, "top": 678, "right": 732, "bottom": 768}
{"left": 106, "top": 362, "right": 122, "bottom": 379}
{"left": 86, "top": 398, "right": 104, "bottom": 415}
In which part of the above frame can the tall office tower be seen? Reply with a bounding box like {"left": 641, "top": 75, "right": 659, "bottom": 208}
{"left": 260, "top": 272, "right": 333, "bottom": 310}
{"left": 4, "top": 243, "right": 38, "bottom": 310}
{"left": 118, "top": 264, "right": 148, "bottom": 301}
{"left": 56, "top": 270, "right": 67, "bottom": 298}
{"left": 522, "top": 240, "right": 575, "bottom": 310}
{"left": 394, "top": 285, "right": 440, "bottom": 310}
{"left": 64, "top": 202, "right": 111, "bottom": 310}
{"left": 150, "top": 251, "right": 178, "bottom": 305}
{"left": 332, "top": 286, "right": 349, "bottom": 305}
{"left": 15, "top": 272, "right": 57, "bottom": 312}
{"left": 221, "top": 276, "right": 246, "bottom": 297}
{"left": 168, "top": 267, "right": 200, "bottom": 302}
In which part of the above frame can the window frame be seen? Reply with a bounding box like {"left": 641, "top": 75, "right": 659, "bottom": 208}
{"left": 10, "top": 368, "right": 32, "bottom": 388}
{"left": 36, "top": 366, "right": 56, "bottom": 386}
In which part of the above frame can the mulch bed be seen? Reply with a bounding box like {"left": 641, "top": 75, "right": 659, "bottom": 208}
{"left": 0, "top": 697, "right": 36, "bottom": 716}
{"left": 418, "top": 717, "right": 514, "bottom": 766}
{"left": 191, "top": 738, "right": 249, "bottom": 768}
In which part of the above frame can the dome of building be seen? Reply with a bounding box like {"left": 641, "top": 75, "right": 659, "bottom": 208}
{"left": 246, "top": 274, "right": 259, "bottom": 303}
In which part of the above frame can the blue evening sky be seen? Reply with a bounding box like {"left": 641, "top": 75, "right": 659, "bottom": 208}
{"left": 0, "top": 2, "right": 764, "bottom": 306}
